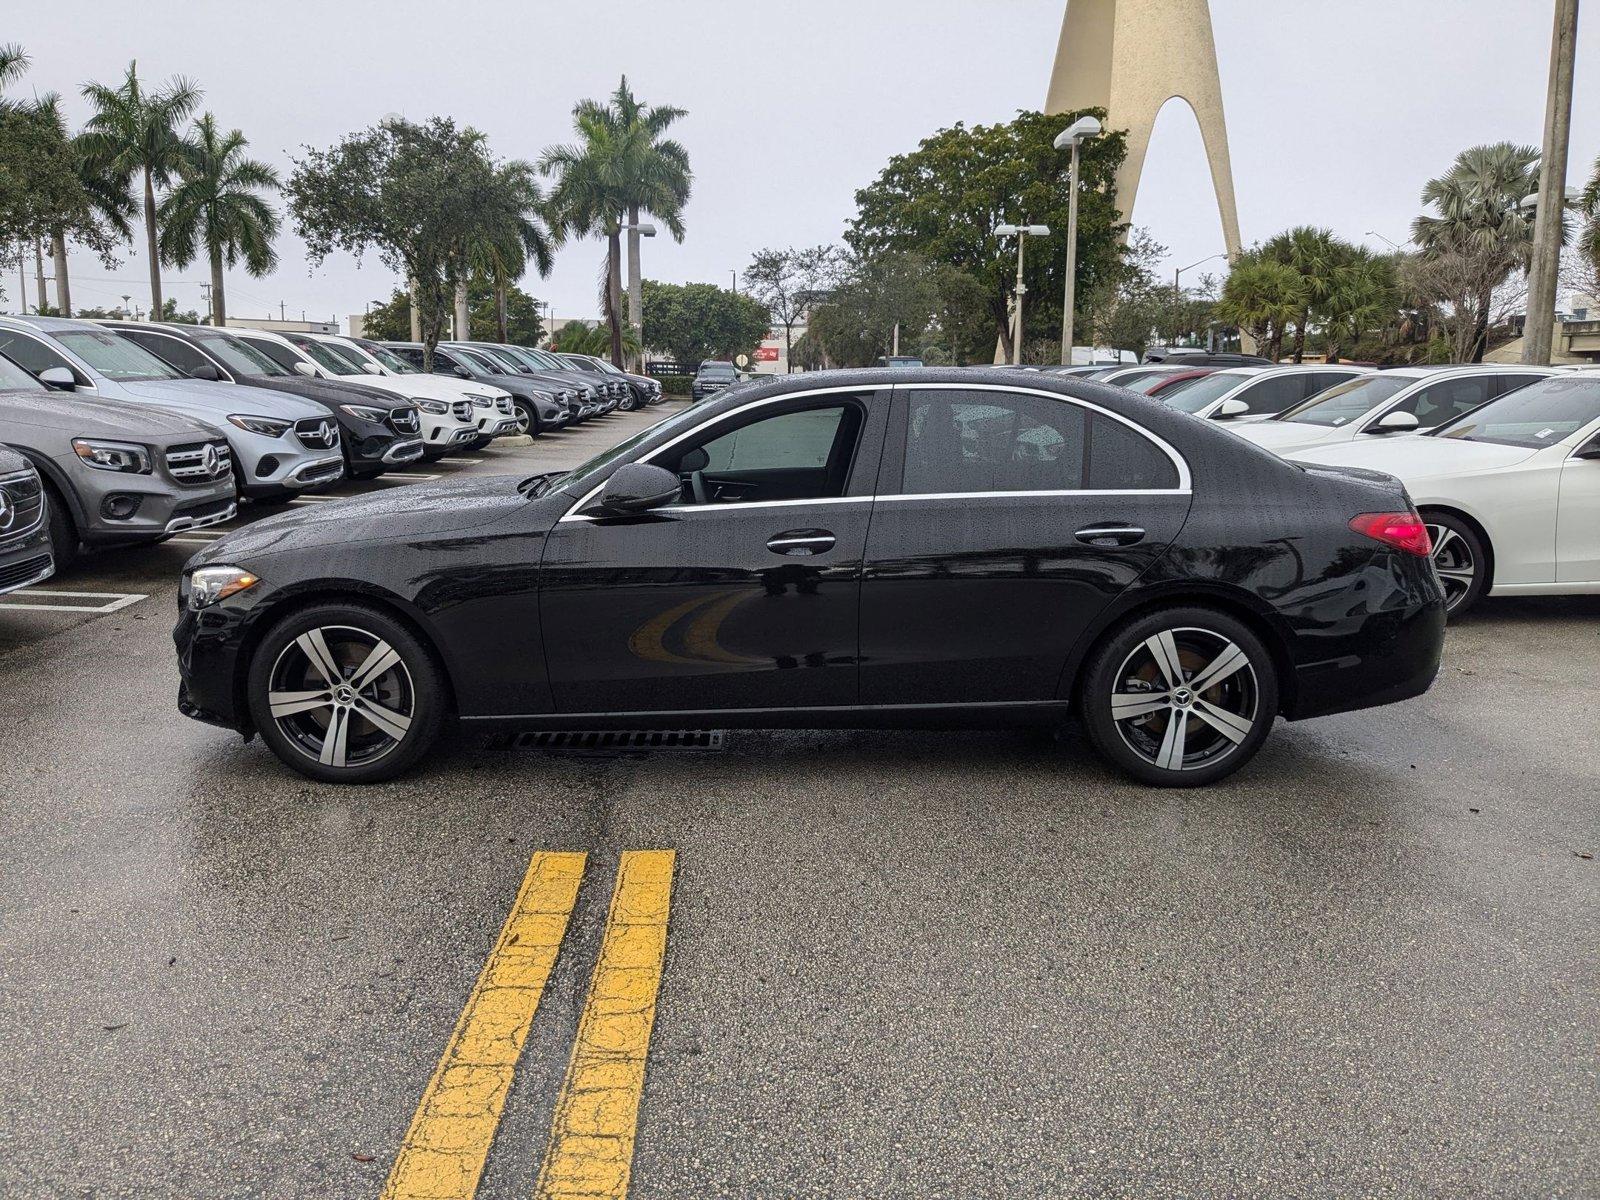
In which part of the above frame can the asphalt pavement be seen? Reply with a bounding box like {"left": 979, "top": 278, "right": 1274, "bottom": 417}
{"left": 0, "top": 401, "right": 1595, "bottom": 1199}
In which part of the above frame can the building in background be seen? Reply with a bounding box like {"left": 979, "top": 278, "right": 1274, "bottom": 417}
{"left": 227, "top": 316, "right": 338, "bottom": 336}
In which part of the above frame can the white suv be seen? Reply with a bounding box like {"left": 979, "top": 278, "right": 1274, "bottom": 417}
{"left": 232, "top": 328, "right": 484, "bottom": 460}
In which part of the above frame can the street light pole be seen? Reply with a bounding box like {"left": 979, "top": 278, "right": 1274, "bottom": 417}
{"left": 1054, "top": 116, "right": 1102, "bottom": 365}
{"left": 997, "top": 224, "right": 1051, "bottom": 365}
{"left": 1524, "top": 0, "right": 1581, "bottom": 365}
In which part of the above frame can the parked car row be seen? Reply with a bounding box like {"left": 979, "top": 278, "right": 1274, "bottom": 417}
{"left": 1085, "top": 358, "right": 1599, "bottom": 617}
{"left": 0, "top": 313, "right": 650, "bottom": 582}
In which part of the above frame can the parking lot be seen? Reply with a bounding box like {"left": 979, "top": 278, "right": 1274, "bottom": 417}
{"left": 1, "top": 400, "right": 1596, "bottom": 1198}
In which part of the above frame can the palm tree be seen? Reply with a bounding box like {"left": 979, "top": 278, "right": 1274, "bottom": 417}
{"left": 588, "top": 78, "right": 691, "bottom": 361}
{"left": 1216, "top": 254, "right": 1305, "bottom": 361}
{"left": 1321, "top": 247, "right": 1397, "bottom": 362}
{"left": 467, "top": 161, "right": 553, "bottom": 342}
{"left": 0, "top": 43, "right": 32, "bottom": 110}
{"left": 542, "top": 80, "right": 691, "bottom": 367}
{"left": 1412, "top": 143, "right": 1541, "bottom": 361}
{"left": 155, "top": 113, "right": 278, "bottom": 327}
{"left": 79, "top": 61, "right": 201, "bottom": 317}
{"left": 1261, "top": 226, "right": 1346, "bottom": 362}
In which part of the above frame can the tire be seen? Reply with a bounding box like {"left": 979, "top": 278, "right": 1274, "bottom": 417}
{"left": 1421, "top": 511, "right": 1488, "bottom": 618}
{"left": 1079, "top": 606, "right": 1279, "bottom": 788}
{"left": 246, "top": 602, "right": 447, "bottom": 784}
{"left": 42, "top": 479, "right": 79, "bottom": 573}
{"left": 513, "top": 399, "right": 541, "bottom": 437}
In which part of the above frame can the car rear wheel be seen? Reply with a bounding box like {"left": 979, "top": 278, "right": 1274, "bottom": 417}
{"left": 1080, "top": 607, "right": 1278, "bottom": 787}
{"left": 246, "top": 603, "right": 446, "bottom": 783}
{"left": 1421, "top": 512, "right": 1487, "bottom": 617}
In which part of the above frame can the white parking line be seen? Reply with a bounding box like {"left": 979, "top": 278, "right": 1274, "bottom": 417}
{"left": 0, "top": 589, "right": 148, "bottom": 614}
{"left": 377, "top": 471, "right": 440, "bottom": 481}
{"left": 289, "top": 495, "right": 340, "bottom": 505}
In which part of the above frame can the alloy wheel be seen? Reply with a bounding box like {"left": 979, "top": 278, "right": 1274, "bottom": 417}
{"left": 1424, "top": 523, "right": 1476, "bottom": 612}
{"left": 1109, "top": 627, "right": 1259, "bottom": 772}
{"left": 513, "top": 404, "right": 532, "bottom": 435}
{"left": 266, "top": 625, "right": 415, "bottom": 769}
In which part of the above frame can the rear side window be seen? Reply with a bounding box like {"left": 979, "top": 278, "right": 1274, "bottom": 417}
{"left": 123, "top": 332, "right": 210, "bottom": 375}
{"left": 1236, "top": 374, "right": 1312, "bottom": 416}
{"left": 899, "top": 390, "right": 1179, "bottom": 494}
{"left": 1491, "top": 373, "right": 1545, "bottom": 398}
{"left": 1391, "top": 376, "right": 1495, "bottom": 429}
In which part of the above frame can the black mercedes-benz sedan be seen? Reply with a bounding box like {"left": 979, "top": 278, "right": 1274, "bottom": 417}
{"left": 173, "top": 368, "right": 1446, "bottom": 787}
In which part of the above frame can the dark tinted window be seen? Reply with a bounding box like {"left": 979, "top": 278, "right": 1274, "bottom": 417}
{"left": 903, "top": 390, "right": 1087, "bottom": 494}
{"left": 1301, "top": 372, "right": 1358, "bottom": 399}
{"left": 1491, "top": 373, "right": 1545, "bottom": 398}
{"left": 1235, "top": 374, "right": 1311, "bottom": 416}
{"left": 0, "top": 332, "right": 79, "bottom": 382}
{"left": 122, "top": 331, "right": 211, "bottom": 375}
{"left": 1391, "top": 376, "right": 1495, "bottom": 429}
{"left": 1086, "top": 413, "right": 1180, "bottom": 490}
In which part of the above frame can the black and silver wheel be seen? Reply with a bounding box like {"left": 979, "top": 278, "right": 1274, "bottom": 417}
{"left": 246, "top": 604, "right": 445, "bottom": 783}
{"left": 512, "top": 399, "right": 540, "bottom": 437}
{"left": 1081, "top": 608, "right": 1278, "bottom": 787}
{"left": 1422, "top": 512, "right": 1486, "bottom": 617}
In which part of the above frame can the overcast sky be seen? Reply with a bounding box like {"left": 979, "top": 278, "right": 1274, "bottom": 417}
{"left": 8, "top": 1, "right": 1600, "bottom": 327}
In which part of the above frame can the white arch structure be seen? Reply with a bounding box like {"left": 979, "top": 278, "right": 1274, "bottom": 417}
{"left": 1045, "top": 0, "right": 1244, "bottom": 261}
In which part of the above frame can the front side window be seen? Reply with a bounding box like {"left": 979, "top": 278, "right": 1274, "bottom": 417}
{"left": 242, "top": 337, "right": 305, "bottom": 373}
{"left": 0, "top": 350, "right": 45, "bottom": 390}
{"left": 1435, "top": 376, "right": 1600, "bottom": 448}
{"left": 121, "top": 331, "right": 212, "bottom": 376}
{"left": 54, "top": 330, "right": 182, "bottom": 381}
{"left": 1278, "top": 376, "right": 1409, "bottom": 427}
{"left": 288, "top": 336, "right": 360, "bottom": 375}
{"left": 0, "top": 332, "right": 82, "bottom": 382}
{"left": 457, "top": 349, "right": 504, "bottom": 375}
{"left": 656, "top": 402, "right": 865, "bottom": 506}
{"left": 1161, "top": 372, "right": 1250, "bottom": 413}
{"left": 1234, "top": 374, "right": 1313, "bottom": 417}
{"left": 358, "top": 342, "right": 416, "bottom": 374}
{"left": 1391, "top": 375, "right": 1495, "bottom": 429}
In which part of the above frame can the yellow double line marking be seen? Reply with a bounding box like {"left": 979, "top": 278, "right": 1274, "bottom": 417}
{"left": 381, "top": 849, "right": 675, "bottom": 1200}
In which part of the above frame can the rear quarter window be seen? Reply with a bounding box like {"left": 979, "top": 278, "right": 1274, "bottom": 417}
{"left": 1087, "top": 413, "right": 1181, "bottom": 490}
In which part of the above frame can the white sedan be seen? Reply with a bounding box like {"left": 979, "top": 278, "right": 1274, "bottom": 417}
{"left": 1232, "top": 365, "right": 1554, "bottom": 457}
{"left": 1288, "top": 373, "right": 1600, "bottom": 614}
{"left": 1159, "top": 364, "right": 1371, "bottom": 422}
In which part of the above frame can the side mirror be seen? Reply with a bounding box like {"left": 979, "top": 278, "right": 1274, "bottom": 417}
{"left": 452, "top": 367, "right": 472, "bottom": 379}
{"left": 38, "top": 366, "right": 76, "bottom": 391}
{"left": 188, "top": 363, "right": 222, "bottom": 382}
{"left": 1368, "top": 410, "right": 1420, "bottom": 434}
{"left": 1216, "top": 397, "right": 1250, "bottom": 418}
{"left": 596, "top": 463, "right": 682, "bottom": 514}
{"left": 292, "top": 361, "right": 319, "bottom": 378}
{"left": 360, "top": 362, "right": 382, "bottom": 375}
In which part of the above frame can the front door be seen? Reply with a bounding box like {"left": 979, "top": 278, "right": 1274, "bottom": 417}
{"left": 539, "top": 390, "right": 889, "bottom": 715}
{"left": 1557, "top": 426, "right": 1600, "bottom": 583}
{"left": 859, "top": 385, "right": 1192, "bottom": 705}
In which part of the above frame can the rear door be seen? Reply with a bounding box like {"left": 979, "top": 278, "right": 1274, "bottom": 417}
{"left": 857, "top": 384, "right": 1192, "bottom": 705}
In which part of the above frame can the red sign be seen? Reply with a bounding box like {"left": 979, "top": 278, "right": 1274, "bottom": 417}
{"left": 754, "top": 345, "right": 780, "bottom": 362}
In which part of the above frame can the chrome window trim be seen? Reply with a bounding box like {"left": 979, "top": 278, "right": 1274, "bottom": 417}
{"left": 557, "top": 380, "right": 1193, "bottom": 524}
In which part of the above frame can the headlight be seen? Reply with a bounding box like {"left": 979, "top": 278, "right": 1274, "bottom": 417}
{"left": 414, "top": 398, "right": 449, "bottom": 415}
{"left": 227, "top": 414, "right": 292, "bottom": 437}
{"left": 71, "top": 438, "right": 152, "bottom": 474}
{"left": 185, "top": 565, "right": 260, "bottom": 610}
{"left": 339, "top": 403, "right": 389, "bottom": 422}
{"left": 467, "top": 394, "right": 494, "bottom": 408}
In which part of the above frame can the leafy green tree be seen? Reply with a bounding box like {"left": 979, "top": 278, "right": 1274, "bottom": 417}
{"left": 1412, "top": 143, "right": 1542, "bottom": 361}
{"left": 361, "top": 280, "right": 546, "bottom": 345}
{"left": 1259, "top": 227, "right": 1344, "bottom": 362}
{"left": 641, "top": 280, "right": 768, "bottom": 366}
{"left": 157, "top": 296, "right": 202, "bottom": 324}
{"left": 157, "top": 113, "right": 279, "bottom": 327}
{"left": 551, "top": 319, "right": 639, "bottom": 357}
{"left": 848, "top": 109, "right": 1127, "bottom": 361}
{"left": 1217, "top": 255, "right": 1306, "bottom": 361}
{"left": 359, "top": 289, "right": 412, "bottom": 342}
{"left": 288, "top": 117, "right": 509, "bottom": 367}
{"left": 78, "top": 61, "right": 202, "bottom": 317}
{"left": 1320, "top": 248, "right": 1397, "bottom": 362}
{"left": 807, "top": 252, "right": 940, "bottom": 367}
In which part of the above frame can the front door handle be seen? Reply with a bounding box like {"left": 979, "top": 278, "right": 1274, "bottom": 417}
{"left": 1074, "top": 524, "right": 1146, "bottom": 548}
{"left": 767, "top": 528, "right": 836, "bottom": 557}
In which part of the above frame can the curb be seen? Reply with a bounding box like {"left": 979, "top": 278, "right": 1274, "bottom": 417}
{"left": 495, "top": 434, "right": 536, "bottom": 448}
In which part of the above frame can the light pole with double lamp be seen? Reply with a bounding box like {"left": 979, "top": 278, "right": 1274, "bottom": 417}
{"left": 996, "top": 224, "right": 1051, "bottom": 365}
{"left": 1053, "top": 115, "right": 1102, "bottom": 365}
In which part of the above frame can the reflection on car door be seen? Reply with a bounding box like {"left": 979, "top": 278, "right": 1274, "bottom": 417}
{"left": 539, "top": 389, "right": 890, "bottom": 714}
{"left": 858, "top": 385, "right": 1193, "bottom": 705}
{"left": 1557, "top": 424, "right": 1600, "bottom": 583}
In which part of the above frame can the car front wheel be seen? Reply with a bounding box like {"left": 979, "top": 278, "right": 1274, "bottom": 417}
{"left": 1080, "top": 607, "right": 1278, "bottom": 787}
{"left": 246, "top": 603, "right": 446, "bottom": 783}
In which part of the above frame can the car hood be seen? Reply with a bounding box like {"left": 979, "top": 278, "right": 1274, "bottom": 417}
{"left": 118, "top": 378, "right": 328, "bottom": 421}
{"left": 1231, "top": 421, "right": 1347, "bottom": 452}
{"left": 0, "top": 444, "right": 29, "bottom": 474}
{"left": 237, "top": 374, "right": 409, "bottom": 410}
{"left": 357, "top": 373, "right": 497, "bottom": 403}
{"left": 188, "top": 475, "right": 530, "bottom": 567}
{"left": 0, "top": 389, "right": 224, "bottom": 441}
{"left": 1288, "top": 435, "right": 1541, "bottom": 479}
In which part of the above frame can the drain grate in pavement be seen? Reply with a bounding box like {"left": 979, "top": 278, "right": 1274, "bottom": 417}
{"left": 492, "top": 729, "right": 727, "bottom": 754}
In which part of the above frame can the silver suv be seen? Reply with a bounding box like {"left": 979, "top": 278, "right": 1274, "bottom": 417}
{"left": 0, "top": 353, "right": 237, "bottom": 569}
{"left": 0, "top": 444, "right": 53, "bottom": 595}
{"left": 0, "top": 315, "right": 343, "bottom": 499}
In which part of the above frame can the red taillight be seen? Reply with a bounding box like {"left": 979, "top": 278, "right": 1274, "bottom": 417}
{"left": 1349, "top": 511, "right": 1432, "bottom": 557}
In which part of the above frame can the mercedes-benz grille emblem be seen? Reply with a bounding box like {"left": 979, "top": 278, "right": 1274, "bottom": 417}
{"left": 315, "top": 420, "right": 334, "bottom": 446}
{"left": 0, "top": 489, "right": 12, "bottom": 533}
{"left": 201, "top": 444, "right": 222, "bottom": 476}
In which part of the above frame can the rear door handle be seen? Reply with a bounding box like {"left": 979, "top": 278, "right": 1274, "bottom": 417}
{"left": 767, "top": 529, "right": 836, "bottom": 557}
{"left": 1074, "top": 524, "right": 1146, "bottom": 547}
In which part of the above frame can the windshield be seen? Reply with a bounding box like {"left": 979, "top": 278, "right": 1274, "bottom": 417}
{"left": 1124, "top": 371, "right": 1197, "bottom": 396}
{"left": 0, "top": 352, "right": 45, "bottom": 390}
{"left": 291, "top": 337, "right": 362, "bottom": 376}
{"left": 699, "top": 363, "right": 737, "bottom": 378}
{"left": 536, "top": 403, "right": 709, "bottom": 497}
{"left": 1277, "top": 375, "right": 1411, "bottom": 427}
{"left": 1434, "top": 375, "right": 1600, "bottom": 448}
{"left": 359, "top": 342, "right": 417, "bottom": 374}
{"left": 521, "top": 347, "right": 567, "bottom": 370}
{"left": 1161, "top": 372, "right": 1250, "bottom": 413}
{"left": 56, "top": 331, "right": 183, "bottom": 382}
{"left": 195, "top": 333, "right": 288, "bottom": 377}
